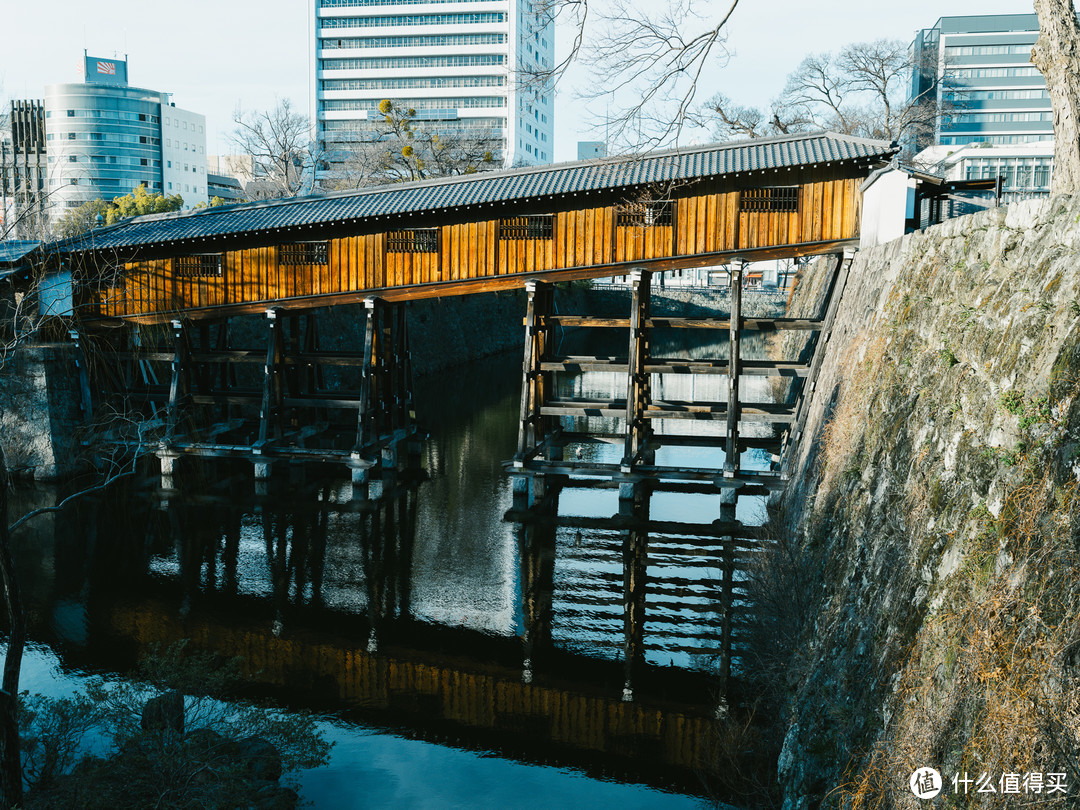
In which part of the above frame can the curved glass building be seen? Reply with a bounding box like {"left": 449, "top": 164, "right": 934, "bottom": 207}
{"left": 44, "top": 54, "right": 206, "bottom": 213}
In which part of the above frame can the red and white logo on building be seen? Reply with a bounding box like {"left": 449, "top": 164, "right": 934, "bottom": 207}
{"left": 96, "top": 61, "right": 116, "bottom": 75}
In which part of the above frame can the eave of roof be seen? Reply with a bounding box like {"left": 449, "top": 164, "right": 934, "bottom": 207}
{"left": 55, "top": 131, "right": 897, "bottom": 256}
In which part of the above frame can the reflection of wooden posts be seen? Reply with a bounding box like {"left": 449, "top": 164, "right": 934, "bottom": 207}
{"left": 519, "top": 487, "right": 560, "bottom": 683}
{"left": 724, "top": 259, "right": 744, "bottom": 478}
{"left": 781, "top": 248, "right": 854, "bottom": 480}
{"left": 621, "top": 270, "right": 652, "bottom": 472}
{"left": 717, "top": 489, "right": 737, "bottom": 705}
{"left": 620, "top": 485, "right": 650, "bottom": 702}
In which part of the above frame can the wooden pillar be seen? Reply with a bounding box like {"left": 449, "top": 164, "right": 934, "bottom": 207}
{"left": 355, "top": 297, "right": 378, "bottom": 455}
{"left": 165, "top": 319, "right": 191, "bottom": 439}
{"left": 621, "top": 269, "right": 652, "bottom": 473}
{"left": 781, "top": 248, "right": 855, "bottom": 480}
{"left": 514, "top": 280, "right": 551, "bottom": 465}
{"left": 724, "top": 259, "right": 745, "bottom": 477}
{"left": 257, "top": 308, "right": 284, "bottom": 448}
{"left": 68, "top": 328, "right": 93, "bottom": 425}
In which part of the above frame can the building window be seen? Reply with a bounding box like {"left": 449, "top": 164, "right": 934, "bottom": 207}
{"left": 386, "top": 228, "right": 438, "bottom": 253}
{"left": 66, "top": 110, "right": 75, "bottom": 117}
{"left": 68, "top": 155, "right": 78, "bottom": 162}
{"left": 739, "top": 187, "right": 799, "bottom": 213}
{"left": 175, "top": 254, "right": 223, "bottom": 278}
{"left": 499, "top": 215, "right": 553, "bottom": 240}
{"left": 280, "top": 241, "right": 330, "bottom": 265}
{"left": 617, "top": 200, "right": 674, "bottom": 226}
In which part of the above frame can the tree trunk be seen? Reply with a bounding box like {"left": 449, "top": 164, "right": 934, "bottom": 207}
{"left": 0, "top": 445, "right": 25, "bottom": 807}
{"left": 1032, "top": 0, "right": 1080, "bottom": 194}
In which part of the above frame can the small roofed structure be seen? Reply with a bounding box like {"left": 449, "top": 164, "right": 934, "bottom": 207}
{"left": 860, "top": 162, "right": 1001, "bottom": 249}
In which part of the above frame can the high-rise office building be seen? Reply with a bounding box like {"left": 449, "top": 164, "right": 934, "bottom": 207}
{"left": 310, "top": 0, "right": 554, "bottom": 177}
{"left": 910, "top": 14, "right": 1051, "bottom": 149}
{"left": 1, "top": 101, "right": 48, "bottom": 238}
{"left": 909, "top": 14, "right": 1054, "bottom": 199}
{"left": 44, "top": 53, "right": 207, "bottom": 213}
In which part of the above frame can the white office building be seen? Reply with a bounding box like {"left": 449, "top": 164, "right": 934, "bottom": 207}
{"left": 44, "top": 54, "right": 207, "bottom": 212}
{"left": 310, "top": 0, "right": 554, "bottom": 175}
{"left": 908, "top": 14, "right": 1054, "bottom": 198}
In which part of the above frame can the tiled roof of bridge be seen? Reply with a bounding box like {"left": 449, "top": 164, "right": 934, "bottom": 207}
{"left": 58, "top": 131, "right": 895, "bottom": 253}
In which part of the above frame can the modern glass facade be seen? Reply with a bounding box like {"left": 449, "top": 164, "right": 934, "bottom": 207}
{"left": 909, "top": 14, "right": 1052, "bottom": 150}
{"left": 43, "top": 58, "right": 206, "bottom": 212}
{"left": 310, "top": 0, "right": 554, "bottom": 177}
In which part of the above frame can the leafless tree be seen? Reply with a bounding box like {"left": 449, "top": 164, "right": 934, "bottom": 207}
{"left": 320, "top": 100, "right": 497, "bottom": 190}
{"left": 704, "top": 39, "right": 940, "bottom": 151}
{"left": 525, "top": 0, "right": 740, "bottom": 150}
{"left": 1032, "top": 0, "right": 1080, "bottom": 194}
{"left": 230, "top": 99, "right": 319, "bottom": 199}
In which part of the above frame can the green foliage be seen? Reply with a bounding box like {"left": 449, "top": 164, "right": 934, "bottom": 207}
{"left": 999, "top": 389, "right": 1026, "bottom": 416}
{"left": 53, "top": 185, "right": 185, "bottom": 239}
{"left": 938, "top": 342, "right": 958, "bottom": 367}
{"left": 18, "top": 641, "right": 332, "bottom": 808}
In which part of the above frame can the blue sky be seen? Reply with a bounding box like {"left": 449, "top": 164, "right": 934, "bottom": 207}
{"left": 3, "top": 0, "right": 1037, "bottom": 162}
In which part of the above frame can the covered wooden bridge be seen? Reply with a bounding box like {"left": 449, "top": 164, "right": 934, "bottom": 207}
{"left": 54, "top": 131, "right": 896, "bottom": 491}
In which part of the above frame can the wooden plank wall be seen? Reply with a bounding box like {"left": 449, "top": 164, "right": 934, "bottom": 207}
{"left": 94, "top": 177, "right": 861, "bottom": 318}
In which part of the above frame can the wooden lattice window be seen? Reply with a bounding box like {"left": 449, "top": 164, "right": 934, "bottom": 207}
{"left": 386, "top": 228, "right": 438, "bottom": 253}
{"left": 279, "top": 241, "right": 329, "bottom": 265}
{"left": 175, "top": 254, "right": 223, "bottom": 278}
{"left": 616, "top": 200, "right": 673, "bottom": 226}
{"left": 499, "top": 214, "right": 553, "bottom": 240}
{"left": 739, "top": 187, "right": 799, "bottom": 213}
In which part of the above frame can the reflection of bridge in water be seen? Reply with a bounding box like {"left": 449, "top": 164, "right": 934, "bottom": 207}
{"left": 54, "top": 471, "right": 762, "bottom": 793}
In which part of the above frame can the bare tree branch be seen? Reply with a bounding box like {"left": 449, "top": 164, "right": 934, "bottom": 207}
{"left": 702, "top": 38, "right": 945, "bottom": 153}
{"left": 527, "top": 0, "right": 739, "bottom": 150}
{"left": 230, "top": 100, "right": 320, "bottom": 199}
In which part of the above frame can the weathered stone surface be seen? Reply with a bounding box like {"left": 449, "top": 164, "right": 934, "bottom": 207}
{"left": 0, "top": 342, "right": 84, "bottom": 480}
{"left": 778, "top": 195, "right": 1080, "bottom": 807}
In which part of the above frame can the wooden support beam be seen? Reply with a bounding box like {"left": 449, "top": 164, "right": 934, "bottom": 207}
{"left": 781, "top": 248, "right": 855, "bottom": 480}
{"left": 542, "top": 315, "right": 826, "bottom": 330}
{"left": 540, "top": 357, "right": 810, "bottom": 376}
{"left": 724, "top": 259, "right": 745, "bottom": 478}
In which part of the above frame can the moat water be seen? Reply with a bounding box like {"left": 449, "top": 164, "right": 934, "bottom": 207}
{"left": 8, "top": 325, "right": 798, "bottom": 808}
